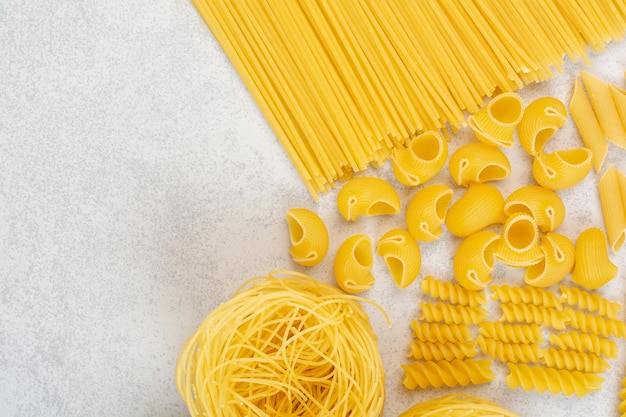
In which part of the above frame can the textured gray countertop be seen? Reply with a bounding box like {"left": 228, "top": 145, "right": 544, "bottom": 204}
{"left": 2, "top": 1, "right": 626, "bottom": 416}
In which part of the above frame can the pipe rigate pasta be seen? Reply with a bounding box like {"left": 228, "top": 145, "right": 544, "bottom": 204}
{"left": 391, "top": 131, "right": 448, "bottom": 186}
{"left": 406, "top": 184, "right": 453, "bottom": 242}
{"left": 599, "top": 164, "right": 626, "bottom": 254}
{"left": 408, "top": 340, "right": 478, "bottom": 361}
{"left": 479, "top": 322, "right": 543, "bottom": 344}
{"left": 334, "top": 234, "right": 375, "bottom": 294}
{"left": 571, "top": 227, "right": 618, "bottom": 290}
{"left": 490, "top": 285, "right": 562, "bottom": 310}
{"left": 477, "top": 335, "right": 543, "bottom": 363}
{"left": 286, "top": 208, "right": 329, "bottom": 266}
{"left": 495, "top": 213, "right": 543, "bottom": 268}
{"left": 445, "top": 182, "right": 506, "bottom": 237}
{"left": 541, "top": 348, "right": 610, "bottom": 373}
{"left": 503, "top": 185, "right": 566, "bottom": 233}
{"left": 376, "top": 228, "right": 421, "bottom": 289}
{"left": 549, "top": 331, "right": 618, "bottom": 358}
{"left": 336, "top": 176, "right": 400, "bottom": 221}
{"left": 524, "top": 233, "right": 575, "bottom": 288}
{"left": 398, "top": 393, "right": 521, "bottom": 417}
{"left": 420, "top": 275, "right": 487, "bottom": 307}
{"left": 581, "top": 71, "right": 626, "bottom": 149}
{"left": 410, "top": 321, "right": 473, "bottom": 344}
{"left": 532, "top": 147, "right": 593, "bottom": 190}
{"left": 468, "top": 92, "right": 524, "bottom": 148}
{"left": 563, "top": 307, "right": 626, "bottom": 339}
{"left": 499, "top": 303, "right": 570, "bottom": 331}
{"left": 505, "top": 363, "right": 604, "bottom": 397}
{"left": 419, "top": 302, "right": 488, "bottom": 325}
{"left": 518, "top": 96, "right": 568, "bottom": 155}
{"left": 559, "top": 286, "right": 623, "bottom": 319}
{"left": 448, "top": 142, "right": 511, "bottom": 186}
{"left": 401, "top": 359, "right": 495, "bottom": 389}
{"left": 453, "top": 231, "right": 500, "bottom": 291}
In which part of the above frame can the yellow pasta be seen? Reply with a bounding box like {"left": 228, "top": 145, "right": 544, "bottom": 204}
{"left": 563, "top": 307, "right": 626, "bottom": 339}
{"left": 419, "top": 302, "right": 489, "bottom": 325}
{"left": 376, "top": 228, "right": 421, "bottom": 289}
{"left": 549, "top": 331, "right": 618, "bottom": 359}
{"left": 581, "top": 71, "right": 626, "bottom": 149}
{"left": 499, "top": 302, "right": 570, "bottom": 331}
{"left": 505, "top": 363, "right": 604, "bottom": 397}
{"left": 571, "top": 227, "right": 618, "bottom": 290}
{"left": 599, "top": 164, "right": 626, "bottom": 253}
{"left": 559, "top": 285, "right": 623, "bottom": 319}
{"left": 445, "top": 182, "right": 506, "bottom": 237}
{"left": 420, "top": 275, "right": 487, "bottom": 307}
{"left": 524, "top": 232, "right": 575, "bottom": 288}
{"left": 620, "top": 377, "right": 626, "bottom": 416}
{"left": 398, "top": 393, "right": 520, "bottom": 417}
{"left": 490, "top": 285, "right": 562, "bottom": 310}
{"left": 479, "top": 322, "right": 543, "bottom": 344}
{"left": 610, "top": 83, "right": 626, "bottom": 129}
{"left": 453, "top": 230, "right": 500, "bottom": 290}
{"left": 503, "top": 185, "right": 566, "bottom": 233}
{"left": 468, "top": 92, "right": 524, "bottom": 147}
{"left": 336, "top": 176, "right": 400, "bottom": 221}
{"left": 410, "top": 321, "right": 473, "bottom": 344}
{"left": 477, "top": 335, "right": 543, "bottom": 363}
{"left": 569, "top": 78, "right": 607, "bottom": 172}
{"left": 541, "top": 348, "right": 610, "bottom": 373}
{"left": 286, "top": 207, "right": 329, "bottom": 266}
{"left": 406, "top": 184, "right": 453, "bottom": 242}
{"left": 408, "top": 339, "right": 478, "bottom": 361}
{"left": 448, "top": 142, "right": 511, "bottom": 187}
{"left": 334, "top": 234, "right": 375, "bottom": 294}
{"left": 518, "top": 96, "right": 568, "bottom": 155}
{"left": 401, "top": 358, "right": 495, "bottom": 389}
{"left": 391, "top": 131, "right": 448, "bottom": 186}
{"left": 532, "top": 147, "right": 593, "bottom": 190}
{"left": 495, "top": 212, "right": 543, "bottom": 268}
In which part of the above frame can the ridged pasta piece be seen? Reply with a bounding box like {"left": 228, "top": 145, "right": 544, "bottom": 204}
{"left": 532, "top": 147, "right": 593, "bottom": 190}
{"left": 479, "top": 322, "right": 543, "bottom": 344}
{"left": 505, "top": 363, "right": 604, "bottom": 397}
{"left": 599, "top": 164, "right": 626, "bottom": 254}
{"left": 610, "top": 83, "right": 626, "bottom": 130}
{"left": 524, "top": 232, "right": 575, "bottom": 288}
{"left": 490, "top": 285, "right": 562, "bottom": 310}
{"left": 376, "top": 228, "right": 421, "bottom": 289}
{"left": 503, "top": 185, "right": 566, "bottom": 233}
{"left": 420, "top": 275, "right": 487, "bottom": 307}
{"left": 477, "top": 335, "right": 543, "bottom": 363}
{"left": 468, "top": 92, "right": 524, "bottom": 148}
{"left": 448, "top": 142, "right": 511, "bottom": 186}
{"left": 333, "top": 234, "right": 374, "bottom": 294}
{"left": 410, "top": 321, "right": 472, "bottom": 344}
{"left": 495, "top": 213, "right": 543, "bottom": 267}
{"left": 391, "top": 131, "right": 448, "bottom": 186}
{"left": 286, "top": 208, "right": 329, "bottom": 266}
{"left": 401, "top": 358, "right": 495, "bottom": 389}
{"left": 419, "top": 302, "right": 488, "bottom": 325}
{"left": 408, "top": 340, "right": 478, "bottom": 361}
{"left": 499, "top": 303, "right": 570, "bottom": 331}
{"left": 336, "top": 176, "right": 400, "bottom": 221}
{"left": 541, "top": 348, "right": 610, "bottom": 373}
{"left": 620, "top": 376, "right": 626, "bottom": 416}
{"left": 581, "top": 71, "right": 626, "bottom": 149}
{"left": 406, "top": 184, "right": 453, "bottom": 242}
{"left": 559, "top": 285, "right": 623, "bottom": 320}
{"left": 569, "top": 78, "right": 607, "bottom": 172}
{"left": 453, "top": 231, "right": 500, "bottom": 290}
{"left": 571, "top": 227, "right": 618, "bottom": 289}
{"left": 563, "top": 307, "right": 626, "bottom": 339}
{"left": 518, "top": 96, "right": 568, "bottom": 155}
{"left": 549, "top": 331, "right": 618, "bottom": 358}
{"left": 445, "top": 182, "right": 506, "bottom": 237}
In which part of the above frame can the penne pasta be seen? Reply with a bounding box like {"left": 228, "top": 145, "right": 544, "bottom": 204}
{"left": 599, "top": 164, "right": 626, "bottom": 253}
{"left": 571, "top": 227, "right": 618, "bottom": 290}
{"left": 376, "top": 228, "right": 421, "bottom": 289}
{"left": 406, "top": 184, "right": 454, "bottom": 242}
{"left": 524, "top": 233, "right": 575, "bottom": 288}
{"left": 495, "top": 213, "right": 543, "bottom": 268}
{"left": 392, "top": 131, "right": 448, "bottom": 186}
{"left": 446, "top": 182, "right": 506, "bottom": 237}
{"left": 517, "top": 96, "right": 568, "bottom": 156}
{"left": 569, "top": 78, "right": 607, "bottom": 172}
{"left": 449, "top": 142, "right": 511, "bottom": 186}
{"left": 286, "top": 207, "right": 329, "bottom": 266}
{"left": 504, "top": 185, "right": 566, "bottom": 233}
{"left": 468, "top": 92, "right": 524, "bottom": 147}
{"left": 609, "top": 83, "right": 626, "bottom": 130}
{"left": 581, "top": 71, "right": 626, "bottom": 149}
{"left": 453, "top": 231, "right": 501, "bottom": 291}
{"left": 532, "top": 147, "right": 593, "bottom": 190}
{"left": 336, "top": 176, "right": 400, "bottom": 221}
{"left": 334, "top": 234, "right": 375, "bottom": 294}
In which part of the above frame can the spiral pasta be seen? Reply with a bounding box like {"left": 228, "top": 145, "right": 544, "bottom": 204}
{"left": 420, "top": 302, "right": 489, "bottom": 325}
{"left": 286, "top": 208, "right": 329, "bottom": 266}
{"left": 563, "top": 307, "right": 626, "bottom": 339}
{"left": 479, "top": 322, "right": 543, "bottom": 344}
{"left": 468, "top": 92, "right": 524, "bottom": 148}
{"left": 549, "top": 331, "right": 618, "bottom": 358}
{"left": 541, "top": 348, "right": 610, "bottom": 373}
{"left": 453, "top": 231, "right": 501, "bottom": 290}
{"left": 505, "top": 363, "right": 604, "bottom": 397}
{"left": 495, "top": 213, "right": 543, "bottom": 268}
{"left": 398, "top": 393, "right": 520, "bottom": 417}
{"left": 376, "top": 228, "right": 421, "bottom": 289}
{"left": 571, "top": 227, "right": 618, "bottom": 290}
{"left": 518, "top": 96, "right": 568, "bottom": 156}
{"left": 448, "top": 142, "right": 511, "bottom": 187}
{"left": 532, "top": 147, "right": 593, "bottom": 190}
{"left": 410, "top": 321, "right": 472, "bottom": 344}
{"left": 408, "top": 340, "right": 478, "bottom": 361}
{"left": 334, "top": 234, "right": 375, "bottom": 294}
{"left": 620, "top": 376, "right": 626, "bottom": 416}
{"left": 401, "top": 359, "right": 495, "bottom": 389}
{"left": 445, "top": 182, "right": 506, "bottom": 237}
{"left": 559, "top": 286, "right": 623, "bottom": 319}
{"left": 490, "top": 285, "right": 562, "bottom": 310}
{"left": 477, "top": 335, "right": 543, "bottom": 363}
{"left": 336, "top": 176, "right": 400, "bottom": 221}
{"left": 503, "top": 185, "right": 566, "bottom": 233}
{"left": 524, "top": 232, "right": 575, "bottom": 288}
{"left": 420, "top": 275, "right": 487, "bottom": 307}
{"left": 391, "top": 131, "right": 448, "bottom": 186}
{"left": 406, "top": 184, "right": 453, "bottom": 242}
{"left": 499, "top": 302, "right": 570, "bottom": 330}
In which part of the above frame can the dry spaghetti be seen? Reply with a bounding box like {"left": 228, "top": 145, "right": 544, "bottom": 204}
{"left": 175, "top": 271, "right": 387, "bottom": 417}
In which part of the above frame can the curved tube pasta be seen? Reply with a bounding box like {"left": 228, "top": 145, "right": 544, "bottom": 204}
{"left": 541, "top": 348, "right": 610, "bottom": 373}
{"left": 495, "top": 213, "right": 543, "bottom": 268}
{"left": 401, "top": 359, "right": 495, "bottom": 389}
{"left": 468, "top": 92, "right": 524, "bottom": 148}
{"left": 449, "top": 143, "right": 511, "bottom": 186}
{"left": 563, "top": 307, "right": 626, "bottom": 339}
{"left": 408, "top": 339, "right": 478, "bottom": 361}
{"left": 479, "top": 322, "right": 543, "bottom": 344}
{"left": 518, "top": 96, "right": 568, "bottom": 155}
{"left": 376, "top": 229, "right": 421, "bottom": 289}
{"left": 336, "top": 176, "right": 400, "bottom": 221}
{"left": 286, "top": 208, "right": 329, "bottom": 266}
{"left": 571, "top": 227, "right": 617, "bottom": 289}
{"left": 505, "top": 363, "right": 604, "bottom": 397}
{"left": 504, "top": 185, "right": 566, "bottom": 233}
{"left": 477, "top": 335, "right": 543, "bottom": 363}
{"left": 420, "top": 275, "right": 487, "bottom": 307}
{"left": 410, "top": 321, "right": 473, "bottom": 344}
{"left": 549, "top": 331, "right": 618, "bottom": 359}
{"left": 599, "top": 164, "right": 626, "bottom": 254}
{"left": 406, "top": 184, "right": 453, "bottom": 242}
{"left": 524, "top": 233, "right": 575, "bottom": 288}
{"left": 445, "top": 182, "right": 506, "bottom": 237}
{"left": 391, "top": 131, "right": 448, "bottom": 186}
{"left": 499, "top": 303, "right": 570, "bottom": 331}
{"left": 333, "top": 234, "right": 375, "bottom": 294}
{"left": 532, "top": 148, "right": 593, "bottom": 190}
{"left": 559, "top": 286, "right": 623, "bottom": 319}
{"left": 419, "top": 302, "right": 488, "bottom": 325}
{"left": 490, "top": 285, "right": 562, "bottom": 310}
{"left": 453, "top": 231, "right": 500, "bottom": 291}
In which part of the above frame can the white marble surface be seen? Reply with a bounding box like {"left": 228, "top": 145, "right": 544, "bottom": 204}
{"left": 2, "top": 2, "right": 626, "bottom": 416}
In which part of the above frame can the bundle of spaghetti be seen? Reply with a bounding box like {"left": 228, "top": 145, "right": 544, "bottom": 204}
{"left": 175, "top": 271, "right": 387, "bottom": 417}
{"left": 192, "top": 0, "right": 626, "bottom": 199}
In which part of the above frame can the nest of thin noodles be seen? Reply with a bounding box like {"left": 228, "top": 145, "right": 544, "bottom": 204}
{"left": 399, "top": 393, "right": 520, "bottom": 417}
{"left": 175, "top": 271, "right": 386, "bottom": 417}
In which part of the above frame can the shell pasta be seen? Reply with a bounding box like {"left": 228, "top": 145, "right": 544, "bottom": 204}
{"left": 495, "top": 213, "right": 543, "bottom": 268}
{"left": 532, "top": 147, "right": 593, "bottom": 190}
{"left": 334, "top": 234, "right": 375, "bottom": 294}
{"left": 503, "top": 185, "right": 566, "bottom": 233}
{"left": 376, "top": 228, "right": 421, "bottom": 289}
{"left": 571, "top": 227, "right": 618, "bottom": 290}
{"left": 445, "top": 182, "right": 506, "bottom": 237}
{"left": 449, "top": 143, "right": 511, "bottom": 186}
{"left": 336, "top": 176, "right": 400, "bottom": 221}
{"left": 468, "top": 92, "right": 524, "bottom": 148}
{"left": 518, "top": 97, "right": 568, "bottom": 155}
{"left": 406, "top": 184, "right": 453, "bottom": 242}
{"left": 524, "top": 233, "right": 575, "bottom": 288}
{"left": 286, "top": 208, "right": 329, "bottom": 266}
{"left": 453, "top": 231, "right": 501, "bottom": 290}
{"left": 392, "top": 131, "right": 448, "bottom": 186}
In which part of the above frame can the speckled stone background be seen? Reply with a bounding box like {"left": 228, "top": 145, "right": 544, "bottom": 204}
{"left": 2, "top": 2, "right": 626, "bottom": 416}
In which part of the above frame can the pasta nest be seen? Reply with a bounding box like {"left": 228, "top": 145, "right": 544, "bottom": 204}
{"left": 175, "top": 271, "right": 386, "bottom": 417}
